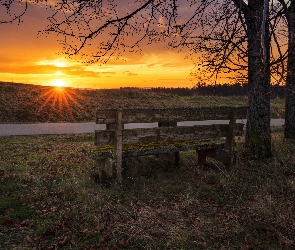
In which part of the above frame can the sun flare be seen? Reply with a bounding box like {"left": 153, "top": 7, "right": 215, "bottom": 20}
{"left": 52, "top": 79, "right": 66, "bottom": 87}
{"left": 53, "top": 61, "right": 66, "bottom": 67}
{"left": 35, "top": 86, "right": 84, "bottom": 122}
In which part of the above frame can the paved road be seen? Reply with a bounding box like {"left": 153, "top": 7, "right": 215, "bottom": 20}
{"left": 0, "top": 119, "right": 285, "bottom": 136}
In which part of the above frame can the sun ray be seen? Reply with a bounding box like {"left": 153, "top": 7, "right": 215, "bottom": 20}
{"left": 61, "top": 91, "right": 74, "bottom": 120}
{"left": 37, "top": 88, "right": 55, "bottom": 100}
{"left": 58, "top": 92, "right": 63, "bottom": 120}
{"left": 37, "top": 89, "right": 56, "bottom": 113}
{"left": 64, "top": 89, "right": 84, "bottom": 109}
{"left": 51, "top": 91, "right": 58, "bottom": 111}
{"left": 34, "top": 86, "right": 84, "bottom": 122}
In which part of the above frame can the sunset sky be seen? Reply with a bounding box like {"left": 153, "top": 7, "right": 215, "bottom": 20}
{"left": 0, "top": 1, "right": 197, "bottom": 89}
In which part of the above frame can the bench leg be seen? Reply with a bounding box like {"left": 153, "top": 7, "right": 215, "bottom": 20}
{"left": 95, "top": 159, "right": 107, "bottom": 183}
{"left": 174, "top": 152, "right": 180, "bottom": 166}
{"left": 222, "top": 150, "right": 237, "bottom": 171}
{"left": 158, "top": 152, "right": 180, "bottom": 166}
{"left": 197, "top": 150, "right": 207, "bottom": 166}
{"left": 197, "top": 149, "right": 235, "bottom": 171}
{"left": 94, "top": 158, "right": 115, "bottom": 184}
{"left": 209, "top": 149, "right": 233, "bottom": 169}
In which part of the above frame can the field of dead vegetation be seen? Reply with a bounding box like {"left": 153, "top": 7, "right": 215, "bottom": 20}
{"left": 0, "top": 82, "right": 285, "bottom": 123}
{"left": 0, "top": 128, "right": 294, "bottom": 249}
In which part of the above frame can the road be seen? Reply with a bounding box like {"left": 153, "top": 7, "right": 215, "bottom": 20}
{"left": 0, "top": 119, "right": 285, "bottom": 136}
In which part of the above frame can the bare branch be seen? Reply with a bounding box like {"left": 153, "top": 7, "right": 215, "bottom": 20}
{"left": 0, "top": 0, "right": 28, "bottom": 24}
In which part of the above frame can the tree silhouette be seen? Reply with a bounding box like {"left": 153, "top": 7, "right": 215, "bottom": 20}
{"left": 0, "top": 0, "right": 28, "bottom": 24}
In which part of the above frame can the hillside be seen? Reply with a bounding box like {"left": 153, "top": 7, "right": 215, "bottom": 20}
{"left": 0, "top": 82, "right": 283, "bottom": 123}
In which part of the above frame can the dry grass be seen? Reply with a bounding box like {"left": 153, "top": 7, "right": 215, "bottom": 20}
{"left": 0, "top": 82, "right": 284, "bottom": 124}
{"left": 0, "top": 129, "right": 294, "bottom": 249}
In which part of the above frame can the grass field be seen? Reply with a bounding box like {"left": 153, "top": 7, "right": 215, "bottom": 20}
{"left": 0, "top": 82, "right": 293, "bottom": 249}
{"left": 0, "top": 82, "right": 285, "bottom": 124}
{"left": 0, "top": 128, "right": 294, "bottom": 249}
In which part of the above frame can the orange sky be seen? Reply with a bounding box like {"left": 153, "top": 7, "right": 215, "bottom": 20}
{"left": 0, "top": 2, "right": 196, "bottom": 89}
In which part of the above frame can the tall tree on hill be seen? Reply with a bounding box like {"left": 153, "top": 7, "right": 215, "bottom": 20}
{"left": 235, "top": 0, "right": 271, "bottom": 156}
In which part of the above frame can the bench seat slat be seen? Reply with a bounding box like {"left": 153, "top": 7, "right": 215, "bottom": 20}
{"left": 96, "top": 106, "right": 248, "bottom": 124}
{"left": 95, "top": 124, "right": 227, "bottom": 146}
{"left": 84, "top": 139, "right": 226, "bottom": 160}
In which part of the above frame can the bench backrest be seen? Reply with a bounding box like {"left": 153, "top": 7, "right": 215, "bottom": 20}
{"left": 96, "top": 106, "right": 247, "bottom": 124}
{"left": 95, "top": 106, "right": 247, "bottom": 147}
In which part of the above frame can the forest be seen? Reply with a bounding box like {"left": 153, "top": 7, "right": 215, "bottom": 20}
{"left": 123, "top": 83, "right": 286, "bottom": 98}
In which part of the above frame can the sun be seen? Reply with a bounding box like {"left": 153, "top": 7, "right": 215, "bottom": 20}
{"left": 53, "top": 61, "right": 66, "bottom": 67}
{"left": 52, "top": 79, "right": 66, "bottom": 87}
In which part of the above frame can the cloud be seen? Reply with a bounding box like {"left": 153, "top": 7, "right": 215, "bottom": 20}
{"left": 36, "top": 59, "right": 79, "bottom": 67}
{"left": 127, "top": 72, "right": 138, "bottom": 76}
{"left": 146, "top": 63, "right": 156, "bottom": 68}
{"left": 0, "top": 65, "right": 58, "bottom": 75}
{"left": 122, "top": 71, "right": 138, "bottom": 76}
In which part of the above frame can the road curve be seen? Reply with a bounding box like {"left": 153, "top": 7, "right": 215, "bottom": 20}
{"left": 0, "top": 119, "right": 285, "bottom": 136}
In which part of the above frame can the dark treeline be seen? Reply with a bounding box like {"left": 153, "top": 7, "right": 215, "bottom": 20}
{"left": 141, "top": 83, "right": 285, "bottom": 98}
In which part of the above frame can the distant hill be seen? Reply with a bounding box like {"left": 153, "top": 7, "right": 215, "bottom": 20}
{"left": 0, "top": 82, "right": 284, "bottom": 123}
{"left": 143, "top": 83, "right": 285, "bottom": 98}
{"left": 0, "top": 82, "right": 251, "bottom": 123}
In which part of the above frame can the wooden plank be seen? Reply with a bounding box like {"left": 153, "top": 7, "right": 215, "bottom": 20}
{"left": 158, "top": 120, "right": 179, "bottom": 167}
{"left": 114, "top": 110, "right": 123, "bottom": 185}
{"left": 84, "top": 139, "right": 226, "bottom": 159}
{"left": 124, "top": 125, "right": 229, "bottom": 144}
{"left": 95, "top": 124, "right": 228, "bottom": 145}
{"left": 225, "top": 109, "right": 237, "bottom": 151}
{"left": 236, "top": 123, "right": 244, "bottom": 136}
{"left": 96, "top": 106, "right": 248, "bottom": 124}
{"left": 123, "top": 139, "right": 226, "bottom": 157}
{"left": 94, "top": 130, "right": 115, "bottom": 146}
{"left": 94, "top": 123, "right": 244, "bottom": 147}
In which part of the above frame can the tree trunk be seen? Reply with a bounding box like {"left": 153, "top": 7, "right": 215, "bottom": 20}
{"left": 285, "top": 2, "right": 295, "bottom": 139}
{"left": 244, "top": 0, "right": 271, "bottom": 157}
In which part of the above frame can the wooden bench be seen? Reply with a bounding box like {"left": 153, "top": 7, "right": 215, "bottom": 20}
{"left": 83, "top": 106, "right": 248, "bottom": 185}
